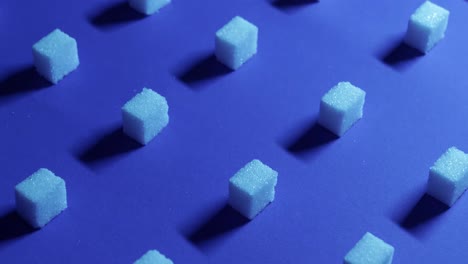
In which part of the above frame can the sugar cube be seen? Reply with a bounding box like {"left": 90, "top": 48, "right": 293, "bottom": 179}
{"left": 32, "top": 29, "right": 79, "bottom": 84}
{"left": 15, "top": 168, "right": 67, "bottom": 228}
{"left": 122, "top": 88, "right": 169, "bottom": 145}
{"left": 404, "top": 1, "right": 449, "bottom": 53}
{"left": 229, "top": 159, "right": 278, "bottom": 219}
{"left": 318, "top": 82, "right": 366, "bottom": 137}
{"left": 427, "top": 147, "right": 468, "bottom": 206}
{"left": 215, "top": 16, "right": 258, "bottom": 70}
{"left": 344, "top": 232, "right": 394, "bottom": 264}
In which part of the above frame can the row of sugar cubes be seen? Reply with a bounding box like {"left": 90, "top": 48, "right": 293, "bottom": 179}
{"left": 30, "top": 0, "right": 449, "bottom": 85}
{"left": 13, "top": 0, "right": 454, "bottom": 263}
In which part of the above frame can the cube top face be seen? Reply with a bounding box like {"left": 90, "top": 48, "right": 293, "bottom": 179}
{"left": 430, "top": 147, "right": 468, "bottom": 183}
{"left": 33, "top": 29, "right": 77, "bottom": 57}
{"left": 216, "top": 16, "right": 258, "bottom": 48}
{"left": 344, "top": 232, "right": 394, "bottom": 264}
{"left": 229, "top": 159, "right": 278, "bottom": 196}
{"left": 134, "top": 250, "right": 173, "bottom": 264}
{"left": 410, "top": 1, "right": 449, "bottom": 29}
{"left": 321, "top": 82, "right": 366, "bottom": 113}
{"left": 15, "top": 168, "right": 64, "bottom": 203}
{"left": 122, "top": 88, "right": 169, "bottom": 121}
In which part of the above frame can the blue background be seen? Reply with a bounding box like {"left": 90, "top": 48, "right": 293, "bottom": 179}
{"left": 1, "top": 0, "right": 468, "bottom": 263}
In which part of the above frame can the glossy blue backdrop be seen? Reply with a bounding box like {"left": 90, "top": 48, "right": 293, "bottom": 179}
{"left": 1, "top": 0, "right": 468, "bottom": 263}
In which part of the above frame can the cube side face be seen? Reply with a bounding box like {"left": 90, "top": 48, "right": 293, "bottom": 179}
{"left": 32, "top": 29, "right": 79, "bottom": 84}
{"left": 32, "top": 48, "right": 53, "bottom": 83}
{"left": 215, "top": 16, "right": 258, "bottom": 70}
{"left": 142, "top": 111, "right": 169, "bottom": 144}
{"left": 319, "top": 100, "right": 346, "bottom": 136}
{"left": 15, "top": 190, "right": 39, "bottom": 228}
{"left": 122, "top": 88, "right": 169, "bottom": 145}
{"left": 129, "top": 0, "right": 171, "bottom": 15}
{"left": 229, "top": 182, "right": 253, "bottom": 218}
{"left": 122, "top": 109, "right": 146, "bottom": 144}
{"left": 344, "top": 233, "right": 394, "bottom": 264}
{"left": 404, "top": 1, "right": 449, "bottom": 53}
{"left": 250, "top": 180, "right": 276, "bottom": 219}
{"left": 215, "top": 37, "right": 237, "bottom": 69}
{"left": 341, "top": 94, "right": 365, "bottom": 135}
{"left": 36, "top": 180, "right": 67, "bottom": 228}
{"left": 404, "top": 20, "right": 432, "bottom": 53}
{"left": 230, "top": 26, "right": 257, "bottom": 70}
{"left": 49, "top": 38, "right": 79, "bottom": 84}
{"left": 229, "top": 179, "right": 276, "bottom": 219}
{"left": 428, "top": 168, "right": 459, "bottom": 206}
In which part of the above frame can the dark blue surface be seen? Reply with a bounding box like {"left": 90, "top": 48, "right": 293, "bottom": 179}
{"left": 1, "top": 0, "right": 468, "bottom": 263}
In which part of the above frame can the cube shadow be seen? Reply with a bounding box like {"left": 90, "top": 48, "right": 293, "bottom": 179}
{"left": 89, "top": 1, "right": 146, "bottom": 29}
{"left": 380, "top": 39, "right": 424, "bottom": 70}
{"left": 282, "top": 119, "right": 338, "bottom": 160}
{"left": 271, "top": 0, "right": 319, "bottom": 12}
{"left": 392, "top": 189, "right": 449, "bottom": 240}
{"left": 183, "top": 202, "right": 249, "bottom": 252}
{"left": 0, "top": 65, "right": 51, "bottom": 102}
{"left": 176, "top": 53, "right": 232, "bottom": 88}
{"left": 76, "top": 125, "right": 141, "bottom": 169}
{"left": 0, "top": 209, "right": 35, "bottom": 246}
